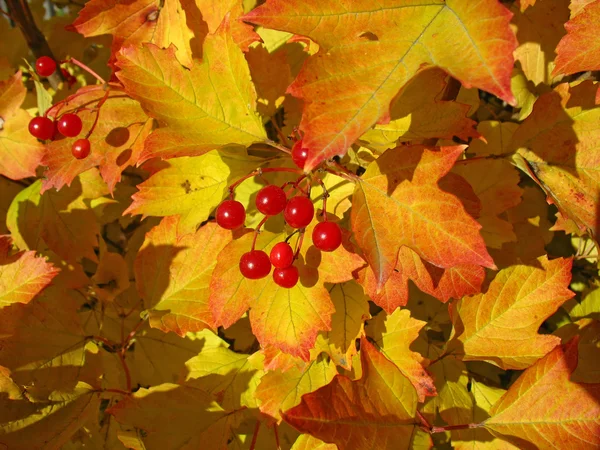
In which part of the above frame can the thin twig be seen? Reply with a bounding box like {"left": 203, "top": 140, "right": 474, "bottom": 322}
{"left": 249, "top": 420, "right": 261, "bottom": 450}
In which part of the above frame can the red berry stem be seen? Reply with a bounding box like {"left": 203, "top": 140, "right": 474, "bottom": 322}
{"left": 228, "top": 167, "right": 303, "bottom": 197}
{"left": 280, "top": 174, "right": 308, "bottom": 197}
{"left": 62, "top": 57, "right": 107, "bottom": 84}
{"left": 85, "top": 88, "right": 110, "bottom": 138}
{"left": 251, "top": 215, "right": 269, "bottom": 251}
{"left": 293, "top": 229, "right": 305, "bottom": 259}
{"left": 313, "top": 177, "right": 330, "bottom": 219}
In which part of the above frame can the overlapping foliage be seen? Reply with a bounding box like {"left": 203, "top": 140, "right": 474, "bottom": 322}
{"left": 0, "top": 0, "right": 599, "bottom": 449}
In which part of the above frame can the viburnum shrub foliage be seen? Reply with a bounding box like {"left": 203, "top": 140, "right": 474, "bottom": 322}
{"left": 1, "top": 0, "right": 600, "bottom": 448}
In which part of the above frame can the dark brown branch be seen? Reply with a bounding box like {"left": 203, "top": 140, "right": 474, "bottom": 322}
{"left": 5, "top": 0, "right": 64, "bottom": 88}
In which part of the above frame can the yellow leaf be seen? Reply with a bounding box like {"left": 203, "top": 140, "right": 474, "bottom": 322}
{"left": 450, "top": 256, "right": 574, "bottom": 370}
{"left": 135, "top": 217, "right": 232, "bottom": 335}
{"left": 256, "top": 355, "right": 337, "bottom": 422}
{"left": 452, "top": 380, "right": 518, "bottom": 450}
{"left": 291, "top": 434, "right": 337, "bottom": 450}
{"left": 369, "top": 309, "right": 436, "bottom": 402}
{"left": 511, "top": 0, "right": 569, "bottom": 85}
{"left": 315, "top": 281, "right": 370, "bottom": 370}
{"left": 116, "top": 25, "right": 267, "bottom": 161}
{"left": 125, "top": 150, "right": 261, "bottom": 235}
{"left": 185, "top": 348, "right": 264, "bottom": 410}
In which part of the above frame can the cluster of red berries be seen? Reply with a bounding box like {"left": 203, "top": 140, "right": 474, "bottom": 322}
{"left": 28, "top": 56, "right": 91, "bottom": 159}
{"left": 215, "top": 157, "right": 342, "bottom": 289}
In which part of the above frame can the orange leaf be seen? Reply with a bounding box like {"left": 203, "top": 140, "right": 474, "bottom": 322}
{"left": 283, "top": 337, "right": 427, "bottom": 450}
{"left": 0, "top": 237, "right": 59, "bottom": 308}
{"left": 249, "top": 261, "right": 334, "bottom": 360}
{"left": 352, "top": 145, "right": 494, "bottom": 290}
{"left": 553, "top": 0, "right": 600, "bottom": 76}
{"left": 41, "top": 86, "right": 153, "bottom": 193}
{"left": 450, "top": 256, "right": 574, "bottom": 369}
{"left": 244, "top": 0, "right": 516, "bottom": 170}
{"left": 485, "top": 338, "right": 600, "bottom": 449}
{"left": 0, "top": 72, "right": 44, "bottom": 180}
{"left": 0, "top": 71, "right": 25, "bottom": 121}
{"left": 135, "top": 217, "right": 232, "bottom": 335}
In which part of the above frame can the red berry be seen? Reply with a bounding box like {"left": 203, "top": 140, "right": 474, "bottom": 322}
{"left": 28, "top": 116, "right": 54, "bottom": 140}
{"left": 270, "top": 242, "right": 294, "bottom": 269}
{"left": 312, "top": 221, "right": 342, "bottom": 252}
{"left": 239, "top": 250, "right": 271, "bottom": 279}
{"left": 256, "top": 185, "right": 287, "bottom": 216}
{"left": 273, "top": 265, "right": 299, "bottom": 288}
{"left": 35, "top": 56, "right": 57, "bottom": 77}
{"left": 57, "top": 113, "right": 83, "bottom": 137}
{"left": 216, "top": 200, "right": 246, "bottom": 230}
{"left": 284, "top": 196, "right": 314, "bottom": 228}
{"left": 291, "top": 140, "right": 308, "bottom": 169}
{"left": 72, "top": 139, "right": 91, "bottom": 159}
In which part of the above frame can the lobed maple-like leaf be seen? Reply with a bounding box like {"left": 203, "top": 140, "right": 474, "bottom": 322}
{"left": 449, "top": 256, "right": 574, "bottom": 370}
{"left": 116, "top": 23, "right": 266, "bottom": 162}
{"left": 511, "top": 81, "right": 600, "bottom": 237}
{"left": 368, "top": 308, "right": 436, "bottom": 402}
{"left": 553, "top": 0, "right": 600, "bottom": 76}
{"left": 256, "top": 355, "right": 337, "bottom": 422}
{"left": 209, "top": 229, "right": 336, "bottom": 360}
{"left": 0, "top": 237, "right": 59, "bottom": 308}
{"left": 244, "top": 0, "right": 516, "bottom": 170}
{"left": 283, "top": 337, "right": 426, "bottom": 450}
{"left": 135, "top": 216, "right": 232, "bottom": 335}
{"left": 485, "top": 338, "right": 600, "bottom": 449}
{"left": 42, "top": 86, "right": 153, "bottom": 193}
{"left": 352, "top": 145, "right": 494, "bottom": 290}
{"left": 249, "top": 260, "right": 335, "bottom": 360}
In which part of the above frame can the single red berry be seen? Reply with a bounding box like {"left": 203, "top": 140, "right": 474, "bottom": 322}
{"left": 57, "top": 113, "right": 83, "bottom": 137}
{"left": 273, "top": 265, "right": 299, "bottom": 288}
{"left": 35, "top": 56, "right": 57, "bottom": 77}
{"left": 28, "top": 116, "right": 54, "bottom": 140}
{"left": 312, "top": 221, "right": 342, "bottom": 252}
{"left": 256, "top": 185, "right": 287, "bottom": 216}
{"left": 72, "top": 139, "right": 91, "bottom": 159}
{"left": 284, "top": 196, "right": 314, "bottom": 228}
{"left": 216, "top": 200, "right": 246, "bottom": 230}
{"left": 291, "top": 140, "right": 309, "bottom": 169}
{"left": 270, "top": 242, "right": 295, "bottom": 269}
{"left": 239, "top": 250, "right": 271, "bottom": 279}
